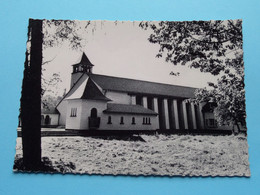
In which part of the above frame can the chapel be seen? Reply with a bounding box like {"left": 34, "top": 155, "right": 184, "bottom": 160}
{"left": 41, "top": 52, "right": 241, "bottom": 132}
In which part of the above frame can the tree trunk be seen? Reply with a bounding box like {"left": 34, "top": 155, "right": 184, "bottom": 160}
{"left": 21, "top": 19, "right": 43, "bottom": 170}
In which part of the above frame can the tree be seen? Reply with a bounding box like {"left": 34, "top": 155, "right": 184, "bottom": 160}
{"left": 41, "top": 72, "right": 62, "bottom": 110}
{"left": 21, "top": 19, "right": 43, "bottom": 170}
{"left": 140, "top": 20, "right": 246, "bottom": 131}
{"left": 20, "top": 19, "right": 90, "bottom": 170}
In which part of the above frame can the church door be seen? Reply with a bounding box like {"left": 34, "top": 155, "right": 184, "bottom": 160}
{"left": 91, "top": 108, "right": 97, "bottom": 118}
{"left": 88, "top": 108, "right": 100, "bottom": 129}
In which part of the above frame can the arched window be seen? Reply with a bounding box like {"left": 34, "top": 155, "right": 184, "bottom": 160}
{"left": 145, "top": 117, "right": 148, "bottom": 124}
{"left": 132, "top": 117, "right": 135, "bottom": 125}
{"left": 90, "top": 108, "right": 97, "bottom": 118}
{"left": 107, "top": 116, "right": 112, "bottom": 124}
{"left": 120, "top": 116, "right": 124, "bottom": 125}
{"left": 148, "top": 117, "right": 151, "bottom": 124}
{"left": 143, "top": 117, "right": 145, "bottom": 124}
{"left": 45, "top": 115, "right": 50, "bottom": 125}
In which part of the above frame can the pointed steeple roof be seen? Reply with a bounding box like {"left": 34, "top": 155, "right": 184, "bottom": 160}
{"left": 80, "top": 52, "right": 94, "bottom": 66}
{"left": 72, "top": 52, "right": 94, "bottom": 67}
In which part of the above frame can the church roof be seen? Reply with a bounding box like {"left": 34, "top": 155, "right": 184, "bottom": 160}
{"left": 82, "top": 78, "right": 110, "bottom": 101}
{"left": 65, "top": 77, "right": 111, "bottom": 101}
{"left": 57, "top": 72, "right": 196, "bottom": 109}
{"left": 72, "top": 52, "right": 94, "bottom": 67}
{"left": 103, "top": 103, "right": 158, "bottom": 115}
{"left": 89, "top": 74, "right": 196, "bottom": 99}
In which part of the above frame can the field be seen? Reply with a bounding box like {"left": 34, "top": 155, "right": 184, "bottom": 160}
{"left": 14, "top": 134, "right": 250, "bottom": 176}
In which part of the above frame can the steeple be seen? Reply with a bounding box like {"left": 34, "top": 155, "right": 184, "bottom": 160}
{"left": 70, "top": 52, "right": 94, "bottom": 88}
{"left": 72, "top": 52, "right": 94, "bottom": 74}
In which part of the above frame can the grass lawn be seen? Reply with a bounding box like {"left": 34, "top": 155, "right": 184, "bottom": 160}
{"left": 14, "top": 134, "right": 250, "bottom": 176}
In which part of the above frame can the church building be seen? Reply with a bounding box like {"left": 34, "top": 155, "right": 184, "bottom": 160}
{"left": 51, "top": 52, "right": 237, "bottom": 132}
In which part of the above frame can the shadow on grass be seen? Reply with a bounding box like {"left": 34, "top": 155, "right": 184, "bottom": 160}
{"left": 86, "top": 135, "right": 146, "bottom": 142}
{"left": 13, "top": 156, "right": 76, "bottom": 173}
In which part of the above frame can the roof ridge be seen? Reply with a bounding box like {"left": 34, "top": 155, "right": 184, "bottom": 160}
{"left": 55, "top": 72, "right": 86, "bottom": 108}
{"left": 105, "top": 102, "right": 158, "bottom": 115}
{"left": 108, "top": 102, "right": 148, "bottom": 107}
{"left": 90, "top": 73, "right": 198, "bottom": 90}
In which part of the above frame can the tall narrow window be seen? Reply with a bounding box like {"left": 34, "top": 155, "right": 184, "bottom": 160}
{"left": 71, "top": 108, "right": 77, "bottom": 117}
{"left": 132, "top": 117, "right": 135, "bottom": 125}
{"left": 142, "top": 117, "right": 151, "bottom": 125}
{"left": 107, "top": 116, "right": 112, "bottom": 124}
{"left": 120, "top": 116, "right": 124, "bottom": 125}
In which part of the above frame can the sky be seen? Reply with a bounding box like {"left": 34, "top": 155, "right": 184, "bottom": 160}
{"left": 42, "top": 20, "right": 218, "bottom": 96}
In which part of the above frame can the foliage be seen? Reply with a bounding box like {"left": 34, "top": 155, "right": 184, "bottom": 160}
{"left": 41, "top": 20, "right": 92, "bottom": 110}
{"left": 140, "top": 20, "right": 246, "bottom": 128}
{"left": 41, "top": 73, "right": 62, "bottom": 110}
{"left": 43, "top": 20, "right": 91, "bottom": 49}
{"left": 195, "top": 72, "right": 246, "bottom": 128}
{"left": 42, "top": 94, "right": 63, "bottom": 112}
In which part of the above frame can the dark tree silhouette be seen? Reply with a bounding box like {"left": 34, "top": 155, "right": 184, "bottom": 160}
{"left": 21, "top": 19, "right": 43, "bottom": 170}
{"left": 20, "top": 19, "right": 91, "bottom": 170}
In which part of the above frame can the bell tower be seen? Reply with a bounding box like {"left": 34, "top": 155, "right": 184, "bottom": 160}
{"left": 70, "top": 52, "right": 94, "bottom": 88}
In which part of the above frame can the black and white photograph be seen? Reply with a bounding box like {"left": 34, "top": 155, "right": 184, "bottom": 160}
{"left": 14, "top": 19, "right": 250, "bottom": 176}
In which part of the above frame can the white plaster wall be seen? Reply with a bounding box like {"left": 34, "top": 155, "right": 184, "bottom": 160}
{"left": 82, "top": 99, "right": 157, "bottom": 130}
{"left": 80, "top": 99, "right": 107, "bottom": 129}
{"left": 41, "top": 114, "right": 59, "bottom": 125}
{"left": 154, "top": 115, "right": 160, "bottom": 130}
{"left": 101, "top": 114, "right": 157, "bottom": 130}
{"left": 56, "top": 100, "right": 68, "bottom": 126}
{"left": 105, "top": 91, "right": 131, "bottom": 104}
{"left": 49, "top": 114, "right": 59, "bottom": 125}
{"left": 66, "top": 99, "right": 157, "bottom": 130}
{"left": 65, "top": 99, "right": 83, "bottom": 130}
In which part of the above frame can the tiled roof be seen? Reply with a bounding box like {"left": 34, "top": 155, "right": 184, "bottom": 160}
{"left": 89, "top": 74, "right": 196, "bottom": 99}
{"left": 56, "top": 72, "right": 196, "bottom": 109}
{"left": 81, "top": 78, "right": 111, "bottom": 101}
{"left": 103, "top": 103, "right": 158, "bottom": 115}
{"left": 65, "top": 77, "right": 111, "bottom": 101}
